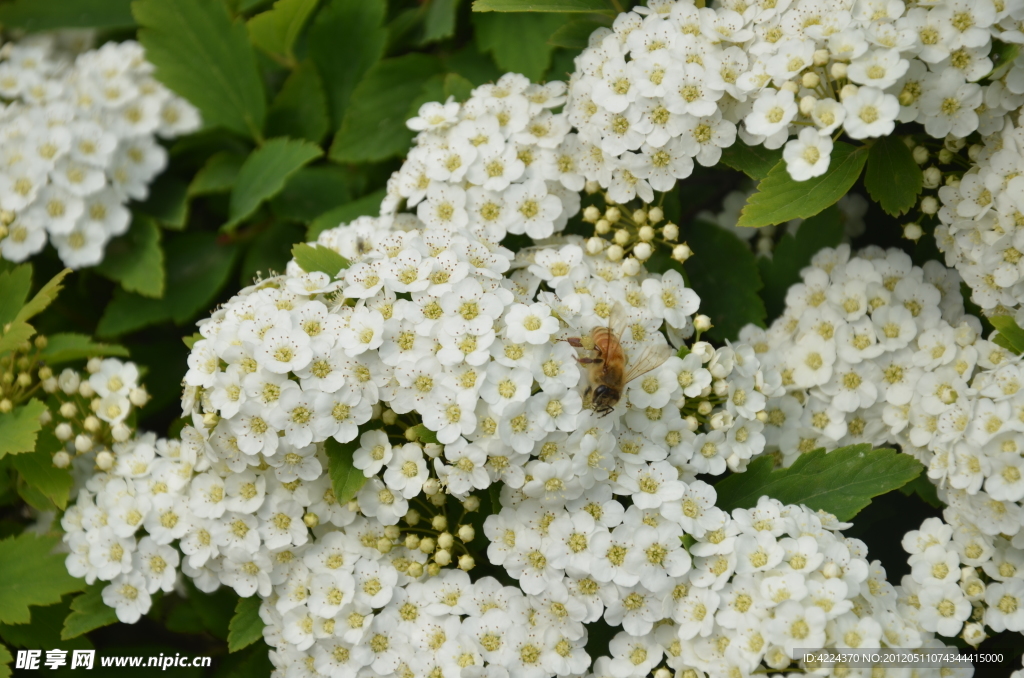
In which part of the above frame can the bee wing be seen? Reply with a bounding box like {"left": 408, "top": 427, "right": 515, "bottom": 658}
{"left": 622, "top": 342, "right": 674, "bottom": 384}
{"left": 608, "top": 301, "right": 629, "bottom": 339}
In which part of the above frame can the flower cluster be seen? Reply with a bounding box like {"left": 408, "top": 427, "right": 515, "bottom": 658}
{"left": 0, "top": 37, "right": 200, "bottom": 268}
{"left": 381, "top": 73, "right": 580, "bottom": 243}
{"left": 566, "top": 0, "right": 1024, "bottom": 189}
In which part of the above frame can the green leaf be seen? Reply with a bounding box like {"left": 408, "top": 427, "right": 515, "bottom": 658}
{"left": 0, "top": 400, "right": 47, "bottom": 458}
{"left": 737, "top": 142, "right": 869, "bottom": 228}
{"left": 0, "top": 322, "right": 36, "bottom": 359}
{"left": 136, "top": 176, "right": 189, "bottom": 230}
{"left": 39, "top": 333, "right": 129, "bottom": 366}
{"left": 213, "top": 642, "right": 273, "bottom": 678}
{"left": 443, "top": 73, "right": 476, "bottom": 103}
{"left": 308, "top": 0, "right": 387, "bottom": 130}
{"left": 329, "top": 55, "right": 443, "bottom": 164}
{"left": 189, "top": 152, "right": 247, "bottom": 197}
{"left": 324, "top": 437, "right": 368, "bottom": 504}
{"left": 474, "top": 12, "right": 567, "bottom": 80}
{"left": 134, "top": 0, "right": 267, "bottom": 139}
{"left": 719, "top": 141, "right": 785, "bottom": 181}
{"left": 757, "top": 206, "right": 843, "bottom": 321}
{"left": 183, "top": 332, "right": 204, "bottom": 350}
{"left": 247, "top": 0, "right": 319, "bottom": 60}
{"left": 0, "top": 265, "right": 32, "bottom": 327}
{"left": 409, "top": 424, "right": 439, "bottom": 444}
{"left": 15, "top": 269, "right": 70, "bottom": 325}
{"left": 0, "top": 533, "right": 85, "bottom": 624}
{"left": 473, "top": 0, "right": 613, "bottom": 11}
{"left": 13, "top": 443, "right": 73, "bottom": 510}
{"left": 899, "top": 474, "right": 942, "bottom": 509}
{"left": 97, "top": 233, "right": 240, "bottom": 337}
{"left": 864, "top": 136, "right": 923, "bottom": 217}
{"left": 988, "top": 39, "right": 1021, "bottom": 80}
{"left": 684, "top": 220, "right": 766, "bottom": 342}
{"left": 266, "top": 61, "right": 330, "bottom": 144}
{"left": 424, "top": 0, "right": 462, "bottom": 43}
{"left": 271, "top": 167, "right": 351, "bottom": 222}
{"left": 291, "top": 244, "right": 350, "bottom": 277}
{"left": 226, "top": 138, "right": 323, "bottom": 231}
{"left": 186, "top": 584, "right": 237, "bottom": 640}
{"left": 240, "top": 221, "right": 304, "bottom": 285}
{"left": 62, "top": 584, "right": 118, "bottom": 640}
{"left": 714, "top": 445, "right": 923, "bottom": 521}
{"left": 96, "top": 216, "right": 165, "bottom": 298}
{"left": 0, "top": 0, "right": 134, "bottom": 31}
{"left": 227, "top": 595, "right": 263, "bottom": 653}
{"left": 307, "top": 189, "right": 387, "bottom": 240}
{"left": 990, "top": 316, "right": 1024, "bottom": 355}
{"left": 548, "top": 18, "right": 605, "bottom": 48}
{"left": 0, "top": 643, "right": 12, "bottom": 678}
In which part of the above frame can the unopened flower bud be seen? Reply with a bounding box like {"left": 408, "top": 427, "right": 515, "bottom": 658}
{"left": 129, "top": 388, "right": 148, "bottom": 407}
{"left": 691, "top": 341, "right": 714, "bottom": 362}
{"left": 638, "top": 225, "right": 655, "bottom": 242}
{"left": 423, "top": 478, "right": 440, "bottom": 495}
{"left": 86, "top": 358, "right": 102, "bottom": 374}
{"left": 424, "top": 443, "right": 442, "bottom": 459}
{"left": 968, "top": 144, "right": 982, "bottom": 161}
{"left": 38, "top": 366, "right": 52, "bottom": 381}
{"left": 427, "top": 562, "right": 442, "bottom": 577}
{"left": 697, "top": 400, "right": 713, "bottom": 415}
{"left": 586, "top": 237, "right": 605, "bottom": 255}
{"left": 382, "top": 408, "right": 397, "bottom": 425}
{"left": 435, "top": 549, "right": 453, "bottom": 568}
{"left": 912, "top": 146, "right": 929, "bottom": 164}
{"left": 799, "top": 95, "right": 816, "bottom": 116}
{"left": 74, "top": 434, "right": 93, "bottom": 453}
{"left": 585, "top": 180, "right": 600, "bottom": 194}
{"left": 713, "top": 379, "right": 729, "bottom": 397}
{"left": 458, "top": 555, "right": 475, "bottom": 571}
{"left": 648, "top": 206, "right": 664, "bottom": 223}
{"left": 945, "top": 134, "right": 966, "bottom": 152}
{"left": 405, "top": 508, "right": 421, "bottom": 526}
{"left": 938, "top": 148, "right": 954, "bottom": 164}
{"left": 595, "top": 218, "right": 611, "bottom": 234}
{"left": 202, "top": 411, "right": 220, "bottom": 429}
{"left": 430, "top": 492, "right": 446, "bottom": 506}
{"left": 684, "top": 415, "right": 699, "bottom": 431}
{"left": 694, "top": 314, "right": 712, "bottom": 332}
{"left": 112, "top": 423, "right": 131, "bottom": 442}
{"left": 822, "top": 562, "right": 841, "bottom": 578}
{"left": 605, "top": 206, "right": 621, "bottom": 223}
{"left": 78, "top": 382, "right": 95, "bottom": 398}
{"left": 405, "top": 534, "right": 421, "bottom": 549}
{"left": 303, "top": 512, "right": 320, "bottom": 528}
{"left": 16, "top": 372, "right": 31, "bottom": 387}
{"left": 83, "top": 415, "right": 100, "bottom": 433}
{"left": 42, "top": 377, "right": 58, "bottom": 393}
{"left": 813, "top": 49, "right": 829, "bottom": 65}
{"left": 55, "top": 422, "right": 73, "bottom": 441}
{"left": 438, "top": 532, "right": 454, "bottom": 549}
{"left": 756, "top": 410, "right": 768, "bottom": 422}
{"left": 52, "top": 451, "right": 71, "bottom": 469}
{"left": 432, "top": 514, "right": 448, "bottom": 531}
{"left": 621, "top": 257, "right": 641, "bottom": 276}
{"left": 672, "top": 243, "right": 692, "bottom": 262}
{"left": 830, "top": 62, "right": 847, "bottom": 79}
{"left": 903, "top": 223, "right": 923, "bottom": 241}
{"left": 94, "top": 450, "right": 115, "bottom": 472}
{"left": 839, "top": 83, "right": 858, "bottom": 100}
{"left": 962, "top": 622, "right": 986, "bottom": 646}
{"left": 458, "top": 524, "right": 475, "bottom": 541}
{"left": 606, "top": 244, "right": 624, "bottom": 262}
{"left": 407, "top": 562, "right": 424, "bottom": 577}
{"left": 780, "top": 80, "right": 799, "bottom": 94}
{"left": 922, "top": 166, "right": 941, "bottom": 189}
{"left": 613, "top": 228, "right": 631, "bottom": 246}
{"left": 662, "top": 222, "right": 678, "bottom": 240}
{"left": 801, "top": 72, "right": 820, "bottom": 89}
{"left": 0, "top": 398, "right": 10, "bottom": 413}
{"left": 462, "top": 496, "right": 480, "bottom": 511}
{"left": 583, "top": 205, "right": 601, "bottom": 222}
{"left": 654, "top": 669, "right": 673, "bottom": 678}
{"left": 58, "top": 370, "right": 80, "bottom": 394}
{"left": 709, "top": 412, "right": 727, "bottom": 429}
{"left": 384, "top": 525, "right": 401, "bottom": 540}
{"left": 921, "top": 196, "right": 939, "bottom": 215}
{"left": 377, "top": 537, "right": 393, "bottom": 553}
{"left": 633, "top": 243, "right": 653, "bottom": 261}
{"left": 945, "top": 175, "right": 960, "bottom": 188}
{"left": 632, "top": 208, "right": 647, "bottom": 224}
{"left": 419, "top": 537, "right": 436, "bottom": 553}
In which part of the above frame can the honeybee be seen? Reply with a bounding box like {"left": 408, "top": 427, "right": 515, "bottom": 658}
{"left": 566, "top": 305, "right": 674, "bottom": 416}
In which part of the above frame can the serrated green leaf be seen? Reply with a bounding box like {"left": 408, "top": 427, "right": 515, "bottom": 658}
{"left": 189, "top": 152, "right": 246, "bottom": 197}
{"left": 38, "top": 333, "right": 129, "bottom": 366}
{"left": 0, "top": 0, "right": 134, "bottom": 31}
{"left": 864, "top": 136, "right": 923, "bottom": 217}
{"left": 96, "top": 216, "right": 165, "bottom": 298}
{"left": 0, "top": 533, "right": 85, "bottom": 624}
{"left": 0, "top": 322, "right": 36, "bottom": 359}
{"left": 0, "top": 644, "right": 10, "bottom": 678}
{"left": 737, "top": 142, "right": 868, "bottom": 228}
{"left": 247, "top": 0, "right": 319, "bottom": 60}
{"left": 307, "top": 189, "right": 387, "bottom": 240}
{"left": 409, "top": 424, "right": 439, "bottom": 444}
{"left": 684, "top": 221, "right": 766, "bottom": 342}
{"left": 757, "top": 206, "right": 843, "bottom": 321}
{"left": 714, "top": 445, "right": 923, "bottom": 521}
{"left": 988, "top": 39, "right": 1020, "bottom": 80}
{"left": 134, "top": 0, "right": 267, "bottom": 139}
{"left": 225, "top": 138, "right": 323, "bottom": 231}
{"left": 266, "top": 61, "right": 330, "bottom": 144}
{"left": 474, "top": 12, "right": 567, "bottom": 80}
{"left": 329, "top": 55, "right": 443, "bottom": 164}
{"left": 137, "top": 176, "right": 189, "bottom": 230}
{"left": 424, "top": 0, "right": 462, "bottom": 43}
{"left": 0, "top": 400, "right": 47, "bottom": 459}
{"left": 227, "top": 595, "right": 263, "bottom": 652}
{"left": 309, "top": 0, "right": 387, "bottom": 130}
{"left": 61, "top": 584, "right": 118, "bottom": 640}
{"left": 548, "top": 18, "right": 605, "bottom": 48}
{"left": 899, "top": 474, "right": 942, "bottom": 509}
{"left": 443, "top": 73, "right": 476, "bottom": 103}
{"left": 13, "top": 441, "right": 73, "bottom": 510}
{"left": 473, "top": 0, "right": 613, "bottom": 11}
{"left": 0, "top": 596, "right": 91, "bottom": 651}
{"left": 15, "top": 269, "right": 70, "bottom": 325}
{"left": 183, "top": 332, "right": 204, "bottom": 350}
{"left": 325, "top": 437, "right": 368, "bottom": 504}
{"left": 271, "top": 167, "right": 351, "bottom": 222}
{"left": 719, "top": 141, "right": 784, "bottom": 181}
{"left": 0, "top": 265, "right": 32, "bottom": 327}
{"left": 291, "top": 244, "right": 350, "bottom": 277}
{"left": 990, "top": 316, "right": 1024, "bottom": 355}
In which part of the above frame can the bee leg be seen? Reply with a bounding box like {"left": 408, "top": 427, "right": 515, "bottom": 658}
{"left": 577, "top": 357, "right": 602, "bottom": 365}
{"left": 565, "top": 337, "right": 584, "bottom": 347}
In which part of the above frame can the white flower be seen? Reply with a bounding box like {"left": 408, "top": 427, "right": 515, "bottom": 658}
{"left": 103, "top": 572, "right": 152, "bottom": 623}
{"left": 782, "top": 128, "right": 833, "bottom": 181}
{"left": 842, "top": 87, "right": 899, "bottom": 139}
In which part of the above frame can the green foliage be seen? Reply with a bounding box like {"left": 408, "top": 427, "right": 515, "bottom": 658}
{"left": 272, "top": 167, "right": 351, "bottom": 222}
{"left": 134, "top": 0, "right": 267, "bottom": 139}
{"left": 0, "top": 265, "right": 33, "bottom": 327}
{"left": 291, "top": 244, "right": 350, "bottom": 277}
{"left": 186, "top": 584, "right": 237, "bottom": 640}
{"left": 247, "top": 0, "right": 319, "bottom": 63}
{"left": 15, "top": 269, "right": 70, "bottom": 326}
{"left": 475, "top": 12, "right": 568, "bottom": 80}
{"left": 0, "top": 400, "right": 47, "bottom": 459}
{"left": 989, "top": 316, "right": 1024, "bottom": 354}
{"left": 757, "top": 206, "right": 844, "bottom": 321}
{"left": 683, "top": 221, "right": 766, "bottom": 342}
{"left": 737, "top": 142, "right": 869, "bottom": 228}
{"left": 864, "top": 136, "right": 923, "bottom": 217}
{"left": 424, "top": 0, "right": 463, "bottom": 43}
{"left": 0, "top": 644, "right": 9, "bottom": 678}
{"left": 307, "top": 189, "right": 388, "bottom": 240}
{"left": 61, "top": 584, "right": 119, "bottom": 640}
{"left": 0, "top": 0, "right": 135, "bottom": 31}
{"left": 548, "top": 18, "right": 606, "bottom": 48}
{"left": 189, "top": 152, "right": 247, "bottom": 197}
{"left": 266, "top": 62, "right": 331, "bottom": 144}
{"left": 0, "top": 596, "right": 91, "bottom": 652}
{"left": 96, "top": 216, "right": 165, "bottom": 298}
{"left": 0, "top": 533, "right": 85, "bottom": 624}
{"left": 325, "top": 437, "right": 368, "bottom": 504}
{"left": 308, "top": 0, "right": 388, "bottom": 130}
{"left": 330, "top": 55, "right": 444, "bottom": 163}
{"left": 12, "top": 446, "right": 73, "bottom": 509}
{"left": 225, "top": 138, "right": 323, "bottom": 230}
{"left": 227, "top": 596, "right": 264, "bottom": 652}
{"left": 719, "top": 141, "right": 784, "bottom": 181}
{"left": 714, "top": 445, "right": 923, "bottom": 521}
{"left": 38, "top": 334, "right": 129, "bottom": 366}
{"left": 473, "top": 0, "right": 614, "bottom": 11}
{"left": 137, "top": 177, "right": 190, "bottom": 230}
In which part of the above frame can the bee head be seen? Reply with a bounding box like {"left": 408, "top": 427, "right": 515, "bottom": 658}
{"left": 592, "top": 385, "right": 619, "bottom": 416}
